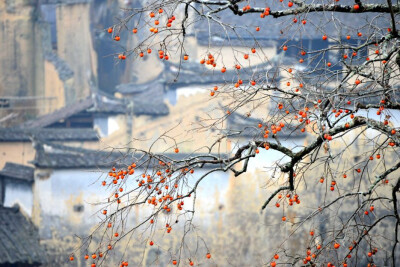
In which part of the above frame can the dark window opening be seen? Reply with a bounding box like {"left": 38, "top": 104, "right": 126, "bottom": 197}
{"left": 73, "top": 204, "right": 84, "bottom": 213}
{"left": 40, "top": 4, "right": 57, "bottom": 50}
{"left": 46, "top": 113, "right": 94, "bottom": 128}
{"left": 0, "top": 99, "right": 10, "bottom": 108}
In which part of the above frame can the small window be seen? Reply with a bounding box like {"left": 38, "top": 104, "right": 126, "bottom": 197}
{"left": 353, "top": 156, "right": 361, "bottom": 163}
{"left": 73, "top": 204, "right": 84, "bottom": 213}
{"left": 0, "top": 99, "right": 10, "bottom": 108}
{"left": 40, "top": 4, "right": 57, "bottom": 50}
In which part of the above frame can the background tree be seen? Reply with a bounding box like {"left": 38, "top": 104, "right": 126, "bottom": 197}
{"left": 72, "top": 0, "right": 400, "bottom": 266}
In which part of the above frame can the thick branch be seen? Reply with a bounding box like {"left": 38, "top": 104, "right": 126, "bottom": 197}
{"left": 235, "top": 4, "right": 399, "bottom": 17}
{"left": 261, "top": 186, "right": 291, "bottom": 210}
{"left": 392, "top": 177, "right": 400, "bottom": 266}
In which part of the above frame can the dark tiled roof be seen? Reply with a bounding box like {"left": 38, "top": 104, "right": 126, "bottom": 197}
{"left": 19, "top": 92, "right": 127, "bottom": 128}
{"left": 32, "top": 141, "right": 124, "bottom": 169}
{"left": 89, "top": 91, "right": 128, "bottom": 114}
{"left": 20, "top": 98, "right": 92, "bottom": 129}
{"left": 115, "top": 79, "right": 170, "bottom": 116}
{"left": 0, "top": 205, "right": 47, "bottom": 266}
{"left": 0, "top": 128, "right": 99, "bottom": 142}
{"left": 226, "top": 112, "right": 306, "bottom": 139}
{"left": 32, "top": 142, "right": 227, "bottom": 169}
{"left": 116, "top": 78, "right": 164, "bottom": 94}
{"left": 163, "top": 61, "right": 278, "bottom": 86}
{"left": 0, "top": 163, "right": 34, "bottom": 182}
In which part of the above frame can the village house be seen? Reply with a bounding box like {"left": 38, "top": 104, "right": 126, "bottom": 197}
{"left": 0, "top": 163, "right": 47, "bottom": 267}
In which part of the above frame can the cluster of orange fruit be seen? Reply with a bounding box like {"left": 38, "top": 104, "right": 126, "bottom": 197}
{"left": 87, "top": 156, "right": 202, "bottom": 265}
{"left": 276, "top": 193, "right": 301, "bottom": 209}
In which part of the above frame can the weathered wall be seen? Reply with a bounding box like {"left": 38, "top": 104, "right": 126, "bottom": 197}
{"left": 93, "top": 114, "right": 131, "bottom": 148}
{"left": 56, "top": 2, "right": 98, "bottom": 104}
{"left": 0, "top": 114, "right": 130, "bottom": 170}
{"left": 43, "top": 59, "right": 66, "bottom": 113}
{"left": 32, "top": 167, "right": 230, "bottom": 266}
{"left": 0, "top": 0, "right": 39, "bottom": 117}
{"left": 130, "top": 87, "right": 229, "bottom": 154}
{"left": 0, "top": 142, "right": 35, "bottom": 169}
{"left": 3, "top": 179, "right": 33, "bottom": 216}
{"left": 0, "top": 139, "right": 100, "bottom": 170}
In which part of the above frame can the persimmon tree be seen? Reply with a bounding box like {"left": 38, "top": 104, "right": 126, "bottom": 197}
{"left": 72, "top": 0, "right": 400, "bottom": 266}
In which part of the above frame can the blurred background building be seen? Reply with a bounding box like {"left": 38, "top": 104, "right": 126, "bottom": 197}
{"left": 0, "top": 0, "right": 396, "bottom": 266}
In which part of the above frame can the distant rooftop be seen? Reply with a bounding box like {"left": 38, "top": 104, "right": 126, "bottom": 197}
{"left": 0, "top": 128, "right": 99, "bottom": 142}
{"left": 32, "top": 141, "right": 228, "bottom": 169}
{"left": 0, "top": 162, "right": 34, "bottom": 182}
{"left": 115, "top": 79, "right": 170, "bottom": 116}
{"left": 0, "top": 205, "right": 47, "bottom": 266}
{"left": 163, "top": 60, "right": 278, "bottom": 87}
{"left": 116, "top": 60, "right": 280, "bottom": 97}
{"left": 226, "top": 112, "right": 307, "bottom": 139}
{"left": 19, "top": 91, "right": 128, "bottom": 128}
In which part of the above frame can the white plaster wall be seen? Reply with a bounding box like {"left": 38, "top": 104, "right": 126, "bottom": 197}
{"left": 4, "top": 180, "right": 33, "bottom": 216}
{"left": 35, "top": 169, "right": 107, "bottom": 226}
{"left": 35, "top": 168, "right": 230, "bottom": 228}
